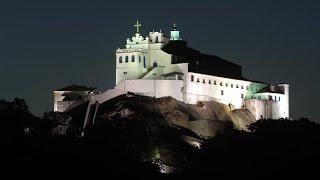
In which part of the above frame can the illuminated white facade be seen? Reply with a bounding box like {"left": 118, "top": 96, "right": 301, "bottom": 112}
{"left": 53, "top": 21, "right": 289, "bottom": 120}
{"left": 114, "top": 21, "right": 289, "bottom": 120}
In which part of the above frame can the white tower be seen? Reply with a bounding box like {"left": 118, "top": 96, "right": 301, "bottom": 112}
{"left": 170, "top": 23, "right": 182, "bottom": 40}
{"left": 115, "top": 20, "right": 149, "bottom": 85}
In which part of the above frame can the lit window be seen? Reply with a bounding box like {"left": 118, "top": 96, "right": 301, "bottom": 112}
{"left": 119, "top": 56, "right": 122, "bottom": 63}
{"left": 221, "top": 90, "right": 224, "bottom": 95}
{"left": 125, "top": 56, "right": 129, "bottom": 63}
{"left": 191, "top": 75, "right": 194, "bottom": 82}
{"left": 203, "top": 79, "right": 205, "bottom": 83}
{"left": 209, "top": 80, "right": 211, "bottom": 84}
{"left": 131, "top": 55, "right": 135, "bottom": 62}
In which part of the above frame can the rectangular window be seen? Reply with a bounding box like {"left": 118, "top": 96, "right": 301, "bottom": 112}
{"left": 236, "top": 84, "right": 239, "bottom": 88}
{"left": 209, "top": 80, "right": 211, "bottom": 84}
{"left": 241, "top": 85, "right": 244, "bottom": 89}
{"left": 214, "top": 80, "right": 217, "bottom": 85}
{"left": 231, "top": 84, "right": 233, "bottom": 88}
{"left": 191, "top": 75, "right": 194, "bottom": 82}
{"left": 241, "top": 93, "right": 244, "bottom": 99}
{"left": 246, "top": 86, "right": 249, "bottom": 90}
{"left": 279, "top": 97, "right": 281, "bottom": 101}
{"left": 221, "top": 90, "right": 224, "bottom": 95}
{"left": 225, "top": 83, "right": 228, "bottom": 87}
{"left": 220, "top": 82, "right": 223, "bottom": 86}
{"left": 196, "top": 78, "right": 200, "bottom": 83}
{"left": 203, "top": 79, "right": 206, "bottom": 83}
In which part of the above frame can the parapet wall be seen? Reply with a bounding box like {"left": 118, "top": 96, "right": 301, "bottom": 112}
{"left": 115, "top": 79, "right": 184, "bottom": 101}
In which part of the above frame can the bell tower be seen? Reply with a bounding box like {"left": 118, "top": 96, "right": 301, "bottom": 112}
{"left": 170, "top": 23, "right": 182, "bottom": 40}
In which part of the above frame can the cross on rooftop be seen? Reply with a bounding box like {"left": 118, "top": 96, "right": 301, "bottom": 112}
{"left": 134, "top": 19, "right": 141, "bottom": 33}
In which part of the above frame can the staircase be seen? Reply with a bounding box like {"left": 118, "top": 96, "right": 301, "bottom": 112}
{"left": 138, "top": 67, "right": 153, "bottom": 79}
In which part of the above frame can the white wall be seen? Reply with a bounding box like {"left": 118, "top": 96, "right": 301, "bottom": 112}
{"left": 244, "top": 99, "right": 287, "bottom": 119}
{"left": 53, "top": 90, "right": 90, "bottom": 112}
{"left": 278, "top": 84, "right": 289, "bottom": 118}
{"left": 149, "top": 45, "right": 172, "bottom": 66}
{"left": 115, "top": 52, "right": 146, "bottom": 85}
{"left": 142, "top": 66, "right": 165, "bottom": 79}
{"left": 186, "top": 72, "right": 267, "bottom": 108}
{"left": 115, "top": 79, "right": 184, "bottom": 101}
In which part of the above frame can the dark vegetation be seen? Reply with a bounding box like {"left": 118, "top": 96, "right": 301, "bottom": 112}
{"left": 1, "top": 98, "right": 320, "bottom": 179}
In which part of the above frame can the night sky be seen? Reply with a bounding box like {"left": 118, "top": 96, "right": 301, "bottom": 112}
{"left": 1, "top": 0, "right": 319, "bottom": 121}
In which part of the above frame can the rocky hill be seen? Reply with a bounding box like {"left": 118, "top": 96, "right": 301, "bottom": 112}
{"left": 69, "top": 94, "right": 257, "bottom": 172}
{"left": 93, "top": 94, "right": 256, "bottom": 138}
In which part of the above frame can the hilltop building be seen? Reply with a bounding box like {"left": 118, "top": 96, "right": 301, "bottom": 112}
{"left": 53, "top": 21, "right": 289, "bottom": 124}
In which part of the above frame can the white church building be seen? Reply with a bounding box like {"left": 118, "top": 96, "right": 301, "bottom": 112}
{"left": 54, "top": 21, "right": 289, "bottom": 120}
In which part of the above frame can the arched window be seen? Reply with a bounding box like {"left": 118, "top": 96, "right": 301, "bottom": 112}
{"left": 131, "top": 55, "right": 135, "bottom": 62}
{"left": 139, "top": 56, "right": 141, "bottom": 63}
{"left": 125, "top": 56, "right": 129, "bottom": 63}
{"left": 119, "top": 56, "right": 122, "bottom": 63}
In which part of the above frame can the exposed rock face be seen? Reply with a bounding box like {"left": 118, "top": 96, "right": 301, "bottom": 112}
{"left": 225, "top": 109, "right": 256, "bottom": 131}
{"left": 92, "top": 95, "right": 201, "bottom": 173}
{"left": 94, "top": 94, "right": 256, "bottom": 139}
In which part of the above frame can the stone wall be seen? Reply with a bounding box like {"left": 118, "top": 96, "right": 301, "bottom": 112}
{"left": 244, "top": 99, "right": 284, "bottom": 119}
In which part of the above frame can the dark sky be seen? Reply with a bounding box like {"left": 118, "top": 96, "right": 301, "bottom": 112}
{"left": 1, "top": 0, "right": 319, "bottom": 121}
